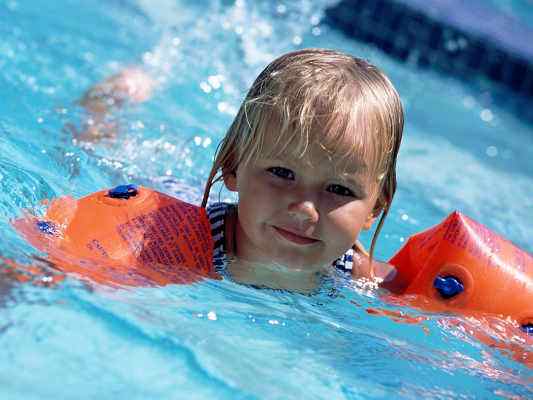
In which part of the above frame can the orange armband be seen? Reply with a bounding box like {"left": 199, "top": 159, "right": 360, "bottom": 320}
{"left": 13, "top": 185, "right": 214, "bottom": 287}
{"left": 384, "top": 211, "right": 533, "bottom": 334}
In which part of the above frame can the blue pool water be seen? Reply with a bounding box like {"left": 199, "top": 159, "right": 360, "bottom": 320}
{"left": 1, "top": 1, "right": 532, "bottom": 399}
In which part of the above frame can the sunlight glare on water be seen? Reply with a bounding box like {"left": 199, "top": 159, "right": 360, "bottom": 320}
{"left": 0, "top": 0, "right": 532, "bottom": 399}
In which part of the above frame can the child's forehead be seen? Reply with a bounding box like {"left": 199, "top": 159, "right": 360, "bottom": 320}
{"left": 259, "top": 127, "right": 372, "bottom": 175}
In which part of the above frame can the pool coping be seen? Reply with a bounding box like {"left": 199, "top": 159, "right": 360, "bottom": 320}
{"left": 325, "top": 0, "right": 533, "bottom": 121}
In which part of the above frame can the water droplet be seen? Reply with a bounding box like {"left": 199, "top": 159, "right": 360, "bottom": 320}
{"left": 202, "top": 137, "right": 212, "bottom": 148}
{"left": 480, "top": 109, "right": 493, "bottom": 122}
{"left": 218, "top": 102, "right": 228, "bottom": 113}
{"left": 486, "top": 146, "right": 498, "bottom": 157}
{"left": 207, "top": 75, "right": 222, "bottom": 89}
{"left": 200, "top": 81, "right": 211, "bottom": 93}
{"left": 463, "top": 96, "right": 475, "bottom": 109}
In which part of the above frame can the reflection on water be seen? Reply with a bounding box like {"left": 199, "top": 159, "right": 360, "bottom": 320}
{"left": 0, "top": 1, "right": 532, "bottom": 399}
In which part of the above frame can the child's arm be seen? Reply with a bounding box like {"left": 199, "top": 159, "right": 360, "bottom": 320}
{"left": 79, "top": 67, "right": 155, "bottom": 114}
{"left": 352, "top": 241, "right": 397, "bottom": 282}
{"left": 69, "top": 67, "right": 155, "bottom": 141}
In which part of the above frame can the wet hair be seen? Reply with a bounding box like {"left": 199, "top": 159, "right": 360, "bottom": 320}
{"left": 202, "top": 48, "right": 404, "bottom": 260}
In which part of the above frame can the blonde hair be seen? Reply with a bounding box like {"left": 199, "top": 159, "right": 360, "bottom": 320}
{"left": 202, "top": 48, "right": 404, "bottom": 260}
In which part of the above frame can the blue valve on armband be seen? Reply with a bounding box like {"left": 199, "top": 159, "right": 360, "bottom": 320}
{"left": 434, "top": 275, "right": 464, "bottom": 299}
{"left": 36, "top": 220, "right": 57, "bottom": 235}
{"left": 520, "top": 323, "right": 533, "bottom": 335}
{"left": 107, "top": 184, "right": 138, "bottom": 199}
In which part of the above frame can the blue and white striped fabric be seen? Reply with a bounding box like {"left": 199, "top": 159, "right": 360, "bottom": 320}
{"left": 206, "top": 202, "right": 230, "bottom": 275}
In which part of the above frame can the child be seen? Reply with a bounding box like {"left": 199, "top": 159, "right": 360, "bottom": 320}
{"left": 77, "top": 48, "right": 404, "bottom": 292}
{"left": 201, "top": 49, "right": 404, "bottom": 292}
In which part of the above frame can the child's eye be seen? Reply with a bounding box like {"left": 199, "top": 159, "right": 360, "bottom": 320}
{"left": 267, "top": 166, "right": 295, "bottom": 180}
{"left": 326, "top": 184, "right": 355, "bottom": 197}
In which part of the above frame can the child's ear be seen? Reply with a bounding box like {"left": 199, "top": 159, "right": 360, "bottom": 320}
{"left": 222, "top": 168, "right": 237, "bottom": 192}
{"left": 363, "top": 213, "right": 377, "bottom": 231}
{"left": 364, "top": 196, "right": 386, "bottom": 230}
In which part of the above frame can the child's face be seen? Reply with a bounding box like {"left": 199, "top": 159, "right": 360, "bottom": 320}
{"left": 224, "top": 130, "right": 379, "bottom": 271}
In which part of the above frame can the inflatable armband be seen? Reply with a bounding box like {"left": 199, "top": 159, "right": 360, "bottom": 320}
{"left": 384, "top": 211, "right": 533, "bottom": 333}
{"left": 13, "top": 185, "right": 214, "bottom": 287}
{"left": 370, "top": 212, "right": 533, "bottom": 367}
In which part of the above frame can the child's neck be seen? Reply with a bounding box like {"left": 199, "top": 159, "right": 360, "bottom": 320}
{"left": 223, "top": 207, "right": 324, "bottom": 293}
{"left": 226, "top": 259, "right": 323, "bottom": 293}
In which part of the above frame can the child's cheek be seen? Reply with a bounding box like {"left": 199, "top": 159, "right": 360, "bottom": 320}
{"left": 320, "top": 193, "right": 347, "bottom": 212}
{"left": 257, "top": 172, "right": 290, "bottom": 194}
{"left": 241, "top": 173, "right": 280, "bottom": 205}
{"left": 319, "top": 193, "right": 360, "bottom": 219}
{"left": 328, "top": 204, "right": 366, "bottom": 241}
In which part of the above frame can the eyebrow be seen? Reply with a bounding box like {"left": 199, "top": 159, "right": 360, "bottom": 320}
{"left": 265, "top": 149, "right": 369, "bottom": 172}
{"left": 333, "top": 154, "right": 369, "bottom": 175}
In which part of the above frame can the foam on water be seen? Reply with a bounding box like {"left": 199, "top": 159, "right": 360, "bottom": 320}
{"left": 0, "top": 1, "right": 532, "bottom": 399}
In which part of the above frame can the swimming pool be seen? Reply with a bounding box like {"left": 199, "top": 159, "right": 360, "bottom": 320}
{"left": 1, "top": 1, "right": 532, "bottom": 398}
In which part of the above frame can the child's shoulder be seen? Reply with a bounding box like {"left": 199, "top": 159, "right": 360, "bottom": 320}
{"left": 334, "top": 243, "right": 396, "bottom": 283}
{"left": 206, "top": 202, "right": 236, "bottom": 227}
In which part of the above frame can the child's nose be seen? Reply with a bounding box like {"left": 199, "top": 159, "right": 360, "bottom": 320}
{"left": 288, "top": 200, "right": 319, "bottom": 224}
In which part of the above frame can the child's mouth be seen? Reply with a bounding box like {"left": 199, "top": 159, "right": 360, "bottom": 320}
{"left": 272, "top": 226, "right": 320, "bottom": 245}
